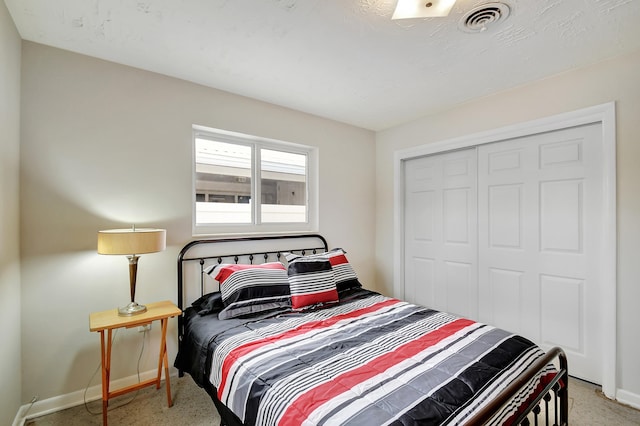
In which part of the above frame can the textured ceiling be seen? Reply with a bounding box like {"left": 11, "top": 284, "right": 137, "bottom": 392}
{"left": 5, "top": 0, "right": 640, "bottom": 130}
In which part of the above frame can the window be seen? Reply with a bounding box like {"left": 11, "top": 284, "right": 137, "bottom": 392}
{"left": 193, "top": 126, "right": 318, "bottom": 235}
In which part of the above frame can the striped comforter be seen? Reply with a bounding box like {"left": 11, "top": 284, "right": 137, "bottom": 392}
{"left": 202, "top": 292, "right": 554, "bottom": 425}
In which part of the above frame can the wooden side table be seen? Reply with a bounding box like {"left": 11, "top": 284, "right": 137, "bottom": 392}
{"left": 89, "top": 300, "right": 181, "bottom": 426}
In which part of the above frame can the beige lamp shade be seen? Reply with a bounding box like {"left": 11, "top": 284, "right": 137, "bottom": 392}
{"left": 97, "top": 228, "right": 166, "bottom": 255}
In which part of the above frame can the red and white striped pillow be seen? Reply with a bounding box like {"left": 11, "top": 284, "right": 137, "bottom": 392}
{"left": 322, "top": 249, "right": 362, "bottom": 294}
{"left": 285, "top": 255, "right": 338, "bottom": 310}
{"left": 286, "top": 249, "right": 361, "bottom": 295}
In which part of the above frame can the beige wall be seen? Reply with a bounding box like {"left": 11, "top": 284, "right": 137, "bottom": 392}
{"left": 0, "top": 1, "right": 22, "bottom": 424}
{"left": 375, "top": 50, "right": 640, "bottom": 401}
{"left": 19, "top": 41, "right": 375, "bottom": 401}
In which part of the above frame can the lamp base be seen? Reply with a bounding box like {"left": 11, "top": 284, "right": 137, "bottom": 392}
{"left": 118, "top": 302, "right": 147, "bottom": 316}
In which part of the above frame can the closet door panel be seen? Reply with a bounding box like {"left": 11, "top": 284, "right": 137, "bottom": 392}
{"left": 404, "top": 148, "right": 477, "bottom": 319}
{"left": 477, "top": 123, "right": 603, "bottom": 384}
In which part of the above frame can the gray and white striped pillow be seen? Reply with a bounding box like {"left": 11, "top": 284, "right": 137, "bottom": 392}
{"left": 207, "top": 262, "right": 291, "bottom": 319}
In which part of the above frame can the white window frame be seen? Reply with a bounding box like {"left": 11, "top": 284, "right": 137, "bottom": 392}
{"left": 192, "top": 125, "right": 319, "bottom": 236}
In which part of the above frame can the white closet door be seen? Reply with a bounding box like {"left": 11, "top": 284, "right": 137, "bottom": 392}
{"left": 404, "top": 148, "right": 478, "bottom": 319}
{"left": 477, "top": 123, "right": 603, "bottom": 384}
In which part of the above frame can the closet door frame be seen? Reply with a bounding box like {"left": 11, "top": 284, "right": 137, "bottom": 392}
{"left": 393, "top": 102, "right": 616, "bottom": 398}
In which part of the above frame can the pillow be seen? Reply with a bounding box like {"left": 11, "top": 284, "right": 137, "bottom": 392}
{"left": 286, "top": 248, "right": 362, "bottom": 294}
{"left": 285, "top": 255, "right": 339, "bottom": 310}
{"left": 191, "top": 291, "right": 223, "bottom": 316}
{"left": 206, "top": 262, "right": 291, "bottom": 319}
{"left": 324, "top": 248, "right": 362, "bottom": 294}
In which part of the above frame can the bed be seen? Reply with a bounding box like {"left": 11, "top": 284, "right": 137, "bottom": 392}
{"left": 175, "top": 234, "right": 568, "bottom": 425}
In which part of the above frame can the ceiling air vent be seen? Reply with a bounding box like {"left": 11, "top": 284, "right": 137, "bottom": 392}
{"left": 458, "top": 2, "right": 510, "bottom": 33}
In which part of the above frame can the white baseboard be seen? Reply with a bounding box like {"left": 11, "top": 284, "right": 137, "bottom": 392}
{"left": 12, "top": 368, "right": 167, "bottom": 426}
{"left": 616, "top": 388, "right": 640, "bottom": 411}
{"left": 12, "top": 405, "right": 33, "bottom": 426}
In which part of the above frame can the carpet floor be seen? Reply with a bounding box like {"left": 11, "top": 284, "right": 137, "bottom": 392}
{"left": 25, "top": 376, "right": 640, "bottom": 425}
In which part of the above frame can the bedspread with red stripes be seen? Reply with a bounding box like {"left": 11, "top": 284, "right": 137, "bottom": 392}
{"left": 208, "top": 293, "right": 553, "bottom": 425}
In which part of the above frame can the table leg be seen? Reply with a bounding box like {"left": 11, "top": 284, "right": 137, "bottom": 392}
{"left": 162, "top": 319, "right": 172, "bottom": 407}
{"left": 156, "top": 318, "right": 173, "bottom": 406}
{"left": 100, "top": 329, "right": 113, "bottom": 426}
{"left": 156, "top": 319, "right": 164, "bottom": 389}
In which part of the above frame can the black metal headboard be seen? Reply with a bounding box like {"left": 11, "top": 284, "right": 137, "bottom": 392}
{"left": 176, "top": 234, "right": 328, "bottom": 354}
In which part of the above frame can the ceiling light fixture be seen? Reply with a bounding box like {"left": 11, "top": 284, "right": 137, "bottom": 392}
{"left": 392, "top": 0, "right": 457, "bottom": 19}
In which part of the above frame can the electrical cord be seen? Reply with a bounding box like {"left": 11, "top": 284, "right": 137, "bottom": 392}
{"left": 83, "top": 327, "right": 148, "bottom": 415}
{"left": 22, "top": 396, "right": 38, "bottom": 419}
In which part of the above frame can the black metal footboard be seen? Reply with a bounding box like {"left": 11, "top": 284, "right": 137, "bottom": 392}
{"left": 466, "top": 346, "right": 569, "bottom": 425}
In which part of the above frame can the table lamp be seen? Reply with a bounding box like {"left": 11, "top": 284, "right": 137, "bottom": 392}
{"left": 97, "top": 226, "right": 166, "bottom": 316}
